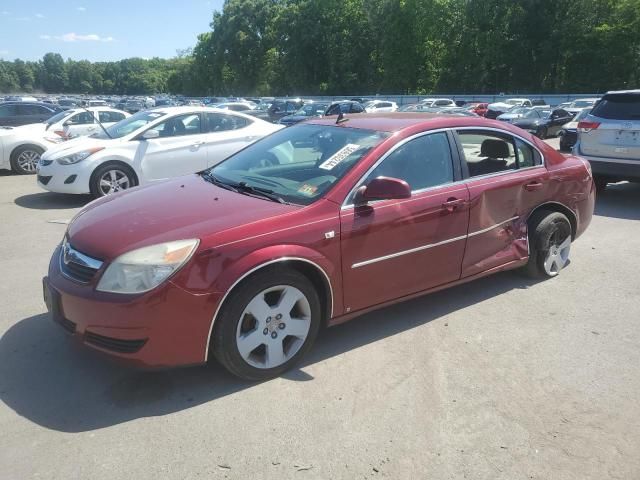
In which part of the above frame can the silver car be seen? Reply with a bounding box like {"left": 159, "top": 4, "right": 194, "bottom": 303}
{"left": 574, "top": 90, "right": 640, "bottom": 191}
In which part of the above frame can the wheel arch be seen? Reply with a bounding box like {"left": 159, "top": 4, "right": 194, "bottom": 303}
{"left": 204, "top": 254, "right": 335, "bottom": 362}
{"left": 527, "top": 201, "right": 577, "bottom": 239}
{"left": 10, "top": 142, "right": 46, "bottom": 161}
{"left": 89, "top": 159, "right": 140, "bottom": 187}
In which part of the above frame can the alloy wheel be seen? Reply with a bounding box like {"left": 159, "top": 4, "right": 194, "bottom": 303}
{"left": 98, "top": 169, "right": 131, "bottom": 196}
{"left": 543, "top": 232, "right": 571, "bottom": 276}
{"left": 17, "top": 149, "right": 41, "bottom": 173}
{"left": 235, "top": 285, "right": 311, "bottom": 369}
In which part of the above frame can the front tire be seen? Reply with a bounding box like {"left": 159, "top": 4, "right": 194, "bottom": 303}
{"left": 212, "top": 268, "right": 322, "bottom": 381}
{"left": 11, "top": 145, "right": 44, "bottom": 174}
{"left": 523, "top": 211, "right": 572, "bottom": 278}
{"left": 90, "top": 163, "right": 136, "bottom": 197}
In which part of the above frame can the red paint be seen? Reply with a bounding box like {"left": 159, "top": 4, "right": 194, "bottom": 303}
{"left": 45, "top": 113, "right": 594, "bottom": 367}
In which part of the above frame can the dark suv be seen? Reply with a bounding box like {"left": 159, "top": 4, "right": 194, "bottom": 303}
{"left": 574, "top": 90, "right": 640, "bottom": 191}
{"left": 248, "top": 99, "right": 305, "bottom": 123}
{"left": 0, "top": 102, "right": 62, "bottom": 126}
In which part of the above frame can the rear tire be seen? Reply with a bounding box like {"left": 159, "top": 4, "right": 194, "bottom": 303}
{"left": 212, "top": 268, "right": 322, "bottom": 381}
{"left": 523, "top": 211, "right": 572, "bottom": 279}
{"left": 10, "top": 145, "right": 44, "bottom": 175}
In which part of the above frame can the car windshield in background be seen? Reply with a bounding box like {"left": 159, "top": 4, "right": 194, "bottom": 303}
{"left": 296, "top": 104, "right": 329, "bottom": 116}
{"left": 591, "top": 93, "right": 640, "bottom": 120}
{"left": 45, "top": 111, "right": 71, "bottom": 125}
{"left": 510, "top": 107, "right": 530, "bottom": 114}
{"left": 523, "top": 109, "right": 543, "bottom": 119}
{"left": 208, "top": 124, "right": 389, "bottom": 206}
{"left": 573, "top": 109, "right": 591, "bottom": 122}
{"left": 571, "top": 100, "right": 594, "bottom": 108}
{"left": 95, "top": 110, "right": 167, "bottom": 139}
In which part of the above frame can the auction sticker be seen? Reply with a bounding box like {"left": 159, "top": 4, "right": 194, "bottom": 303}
{"left": 298, "top": 184, "right": 318, "bottom": 196}
{"left": 318, "top": 144, "right": 361, "bottom": 170}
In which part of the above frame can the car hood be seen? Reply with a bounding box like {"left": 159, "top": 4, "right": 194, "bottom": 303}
{"left": 67, "top": 175, "right": 300, "bottom": 260}
{"left": 41, "top": 135, "right": 118, "bottom": 160}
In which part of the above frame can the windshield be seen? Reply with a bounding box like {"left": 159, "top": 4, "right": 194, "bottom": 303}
{"left": 523, "top": 110, "right": 542, "bottom": 119}
{"left": 295, "top": 104, "right": 329, "bottom": 116}
{"left": 208, "top": 124, "right": 390, "bottom": 206}
{"left": 571, "top": 100, "right": 595, "bottom": 108}
{"left": 573, "top": 109, "right": 591, "bottom": 122}
{"left": 45, "top": 110, "right": 72, "bottom": 125}
{"left": 94, "top": 110, "right": 167, "bottom": 139}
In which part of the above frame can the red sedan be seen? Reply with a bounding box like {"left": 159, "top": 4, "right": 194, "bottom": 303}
{"left": 43, "top": 113, "right": 595, "bottom": 380}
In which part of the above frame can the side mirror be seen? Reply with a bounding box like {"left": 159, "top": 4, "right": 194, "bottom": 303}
{"left": 354, "top": 177, "right": 411, "bottom": 205}
{"left": 141, "top": 129, "right": 160, "bottom": 140}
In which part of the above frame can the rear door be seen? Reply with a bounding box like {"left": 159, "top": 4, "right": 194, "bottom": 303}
{"left": 138, "top": 112, "right": 209, "bottom": 181}
{"left": 579, "top": 92, "right": 640, "bottom": 161}
{"left": 454, "top": 128, "right": 549, "bottom": 278}
{"left": 340, "top": 131, "right": 469, "bottom": 312}
{"left": 203, "top": 112, "right": 260, "bottom": 167}
{"left": 17, "top": 104, "right": 54, "bottom": 125}
{"left": 63, "top": 111, "right": 97, "bottom": 138}
{"left": 547, "top": 109, "right": 573, "bottom": 136}
{"left": 0, "top": 104, "right": 19, "bottom": 126}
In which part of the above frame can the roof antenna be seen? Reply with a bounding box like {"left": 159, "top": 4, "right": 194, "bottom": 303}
{"left": 336, "top": 111, "right": 349, "bottom": 125}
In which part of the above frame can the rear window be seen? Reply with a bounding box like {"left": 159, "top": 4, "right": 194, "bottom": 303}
{"left": 591, "top": 94, "right": 640, "bottom": 120}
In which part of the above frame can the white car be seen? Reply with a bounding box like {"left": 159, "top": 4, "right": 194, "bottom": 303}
{"left": 0, "top": 125, "right": 63, "bottom": 174}
{"left": 52, "top": 107, "right": 130, "bottom": 139}
{"left": 37, "top": 106, "right": 283, "bottom": 196}
{"left": 364, "top": 100, "right": 398, "bottom": 113}
{"left": 487, "top": 98, "right": 532, "bottom": 117}
{"left": 565, "top": 97, "right": 599, "bottom": 115}
{"left": 419, "top": 98, "right": 456, "bottom": 108}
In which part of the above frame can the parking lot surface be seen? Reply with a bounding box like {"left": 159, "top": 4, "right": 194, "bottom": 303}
{"left": 1, "top": 164, "right": 639, "bottom": 479}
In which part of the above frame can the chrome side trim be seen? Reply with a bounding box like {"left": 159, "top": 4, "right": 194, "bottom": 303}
{"left": 467, "top": 216, "right": 519, "bottom": 237}
{"left": 351, "top": 234, "right": 467, "bottom": 269}
{"left": 203, "top": 257, "right": 334, "bottom": 362}
{"left": 351, "top": 215, "right": 520, "bottom": 269}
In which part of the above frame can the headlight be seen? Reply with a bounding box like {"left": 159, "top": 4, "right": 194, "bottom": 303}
{"left": 96, "top": 239, "right": 199, "bottom": 294}
{"left": 56, "top": 147, "right": 104, "bottom": 165}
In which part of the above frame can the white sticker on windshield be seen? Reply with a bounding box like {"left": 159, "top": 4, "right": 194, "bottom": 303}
{"left": 318, "top": 144, "right": 361, "bottom": 170}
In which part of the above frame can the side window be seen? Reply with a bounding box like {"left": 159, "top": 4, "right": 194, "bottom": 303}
{"left": 69, "top": 112, "right": 95, "bottom": 125}
{"left": 99, "top": 111, "right": 125, "bottom": 123}
{"left": 515, "top": 139, "right": 541, "bottom": 168}
{"left": 285, "top": 103, "right": 299, "bottom": 113}
{"left": 325, "top": 104, "right": 340, "bottom": 116}
{"left": 339, "top": 103, "right": 350, "bottom": 113}
{"left": 457, "top": 131, "right": 517, "bottom": 177}
{"left": 152, "top": 113, "right": 201, "bottom": 137}
{"left": 0, "top": 104, "right": 18, "bottom": 117}
{"left": 18, "top": 104, "right": 50, "bottom": 116}
{"left": 364, "top": 132, "right": 454, "bottom": 192}
{"left": 205, "top": 113, "right": 248, "bottom": 132}
{"left": 351, "top": 103, "right": 364, "bottom": 113}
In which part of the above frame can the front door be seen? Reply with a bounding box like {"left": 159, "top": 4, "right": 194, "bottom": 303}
{"left": 340, "top": 131, "right": 469, "bottom": 313}
{"left": 203, "top": 112, "right": 256, "bottom": 167}
{"left": 138, "top": 112, "right": 209, "bottom": 182}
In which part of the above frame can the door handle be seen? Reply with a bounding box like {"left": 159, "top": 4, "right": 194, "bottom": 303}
{"left": 191, "top": 141, "right": 205, "bottom": 148}
{"left": 524, "top": 181, "right": 543, "bottom": 191}
{"left": 442, "top": 197, "right": 465, "bottom": 212}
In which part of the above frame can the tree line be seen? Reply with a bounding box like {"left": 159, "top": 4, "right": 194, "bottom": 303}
{"left": 1, "top": 0, "right": 639, "bottom": 96}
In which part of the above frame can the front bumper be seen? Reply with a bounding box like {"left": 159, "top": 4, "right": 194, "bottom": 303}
{"left": 36, "top": 160, "right": 92, "bottom": 194}
{"left": 44, "top": 246, "right": 221, "bottom": 367}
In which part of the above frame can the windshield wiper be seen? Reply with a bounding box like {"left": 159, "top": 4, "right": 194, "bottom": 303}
{"left": 200, "top": 172, "right": 239, "bottom": 192}
{"left": 235, "top": 182, "right": 288, "bottom": 204}
{"left": 200, "top": 173, "right": 287, "bottom": 204}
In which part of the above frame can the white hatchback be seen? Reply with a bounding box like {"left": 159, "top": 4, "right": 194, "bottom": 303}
{"left": 37, "top": 106, "right": 283, "bottom": 196}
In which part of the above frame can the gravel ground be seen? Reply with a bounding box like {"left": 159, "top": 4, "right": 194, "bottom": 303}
{"left": 1, "top": 151, "right": 639, "bottom": 479}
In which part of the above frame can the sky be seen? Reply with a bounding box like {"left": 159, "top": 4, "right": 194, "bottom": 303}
{"left": 0, "top": 0, "right": 225, "bottom": 62}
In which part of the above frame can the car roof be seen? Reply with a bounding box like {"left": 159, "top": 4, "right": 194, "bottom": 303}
{"left": 605, "top": 89, "right": 640, "bottom": 95}
{"left": 306, "top": 112, "right": 513, "bottom": 133}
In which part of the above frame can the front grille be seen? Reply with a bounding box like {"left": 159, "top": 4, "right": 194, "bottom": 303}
{"left": 38, "top": 175, "right": 52, "bottom": 185}
{"left": 84, "top": 331, "right": 148, "bottom": 353}
{"left": 59, "top": 242, "right": 103, "bottom": 284}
